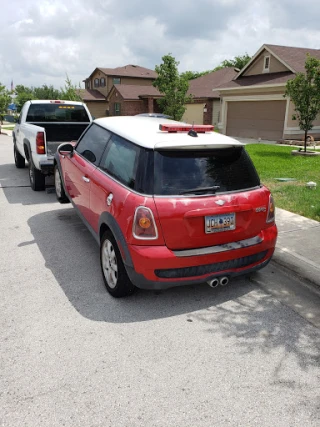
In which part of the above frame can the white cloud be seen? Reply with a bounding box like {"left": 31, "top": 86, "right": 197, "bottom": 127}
{"left": 1, "top": 0, "right": 319, "bottom": 90}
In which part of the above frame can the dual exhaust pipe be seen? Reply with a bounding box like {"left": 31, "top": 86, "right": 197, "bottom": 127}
{"left": 207, "top": 276, "right": 229, "bottom": 288}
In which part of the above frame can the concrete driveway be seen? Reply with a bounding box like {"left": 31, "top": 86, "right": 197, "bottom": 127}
{"left": 1, "top": 134, "right": 319, "bottom": 427}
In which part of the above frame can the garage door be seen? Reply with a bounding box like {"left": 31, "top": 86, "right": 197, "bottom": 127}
{"left": 226, "top": 100, "right": 286, "bottom": 140}
{"left": 182, "top": 103, "right": 205, "bottom": 125}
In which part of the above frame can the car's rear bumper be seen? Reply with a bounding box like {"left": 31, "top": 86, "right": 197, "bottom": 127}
{"left": 39, "top": 159, "right": 54, "bottom": 174}
{"left": 126, "top": 225, "right": 277, "bottom": 290}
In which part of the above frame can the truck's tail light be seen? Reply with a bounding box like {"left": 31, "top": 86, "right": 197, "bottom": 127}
{"left": 36, "top": 132, "right": 46, "bottom": 154}
{"left": 266, "top": 195, "right": 275, "bottom": 223}
{"left": 133, "top": 207, "right": 158, "bottom": 240}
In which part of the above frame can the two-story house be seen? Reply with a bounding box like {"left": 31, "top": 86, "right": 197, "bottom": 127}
{"left": 217, "top": 44, "right": 320, "bottom": 141}
{"left": 80, "top": 65, "right": 161, "bottom": 118}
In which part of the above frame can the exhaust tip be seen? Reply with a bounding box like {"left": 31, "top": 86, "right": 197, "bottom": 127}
{"left": 219, "top": 276, "right": 229, "bottom": 286}
{"left": 207, "top": 278, "right": 219, "bottom": 288}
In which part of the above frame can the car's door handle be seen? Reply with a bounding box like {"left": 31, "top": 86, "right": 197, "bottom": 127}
{"left": 107, "top": 193, "right": 113, "bottom": 206}
{"left": 82, "top": 176, "right": 90, "bottom": 183}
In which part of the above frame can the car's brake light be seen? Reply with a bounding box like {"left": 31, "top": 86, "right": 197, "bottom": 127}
{"left": 36, "top": 132, "right": 46, "bottom": 154}
{"left": 133, "top": 207, "right": 158, "bottom": 240}
{"left": 50, "top": 100, "right": 65, "bottom": 104}
{"left": 266, "top": 195, "right": 275, "bottom": 223}
{"left": 159, "top": 124, "right": 214, "bottom": 133}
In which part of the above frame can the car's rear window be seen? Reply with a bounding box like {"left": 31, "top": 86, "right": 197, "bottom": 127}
{"left": 153, "top": 147, "right": 260, "bottom": 196}
{"left": 26, "top": 104, "right": 90, "bottom": 123}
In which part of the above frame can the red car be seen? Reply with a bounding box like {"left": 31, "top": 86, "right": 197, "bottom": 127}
{"left": 54, "top": 116, "right": 277, "bottom": 297}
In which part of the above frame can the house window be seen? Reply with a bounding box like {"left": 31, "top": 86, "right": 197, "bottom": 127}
{"left": 114, "top": 103, "right": 121, "bottom": 116}
{"left": 100, "top": 78, "right": 106, "bottom": 87}
{"left": 94, "top": 78, "right": 99, "bottom": 87}
{"left": 263, "top": 56, "right": 270, "bottom": 72}
{"left": 113, "top": 77, "right": 121, "bottom": 85}
{"left": 86, "top": 81, "right": 91, "bottom": 89}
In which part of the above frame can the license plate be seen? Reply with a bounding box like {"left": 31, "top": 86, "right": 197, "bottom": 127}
{"left": 205, "top": 213, "right": 236, "bottom": 234}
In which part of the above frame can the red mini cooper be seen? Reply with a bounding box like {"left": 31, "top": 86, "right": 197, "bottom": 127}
{"left": 54, "top": 116, "right": 277, "bottom": 297}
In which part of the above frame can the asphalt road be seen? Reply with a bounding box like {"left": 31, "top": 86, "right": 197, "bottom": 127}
{"left": 1, "top": 134, "right": 319, "bottom": 427}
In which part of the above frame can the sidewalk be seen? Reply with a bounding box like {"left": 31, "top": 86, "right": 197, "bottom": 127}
{"left": 274, "top": 208, "right": 320, "bottom": 288}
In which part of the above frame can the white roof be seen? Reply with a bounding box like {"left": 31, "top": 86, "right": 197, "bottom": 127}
{"left": 94, "top": 116, "right": 243, "bottom": 150}
{"left": 29, "top": 100, "right": 85, "bottom": 106}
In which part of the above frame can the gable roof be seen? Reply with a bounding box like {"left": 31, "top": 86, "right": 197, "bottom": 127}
{"left": 217, "top": 71, "right": 294, "bottom": 91}
{"left": 187, "top": 67, "right": 238, "bottom": 98}
{"left": 86, "top": 65, "right": 157, "bottom": 80}
{"left": 236, "top": 44, "right": 320, "bottom": 79}
{"left": 107, "top": 84, "right": 162, "bottom": 101}
{"left": 78, "top": 89, "right": 106, "bottom": 101}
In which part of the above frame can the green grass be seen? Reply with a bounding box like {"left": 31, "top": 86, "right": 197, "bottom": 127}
{"left": 245, "top": 144, "right": 320, "bottom": 222}
{"left": 1, "top": 125, "right": 15, "bottom": 130}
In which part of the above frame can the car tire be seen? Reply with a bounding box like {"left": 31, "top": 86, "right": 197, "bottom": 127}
{"left": 100, "top": 231, "right": 136, "bottom": 298}
{"left": 28, "top": 157, "right": 45, "bottom": 191}
{"left": 14, "top": 145, "right": 25, "bottom": 168}
{"left": 54, "top": 165, "right": 70, "bottom": 203}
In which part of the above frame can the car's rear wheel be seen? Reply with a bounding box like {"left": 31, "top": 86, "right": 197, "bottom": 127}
{"left": 100, "top": 231, "right": 135, "bottom": 298}
{"left": 14, "top": 145, "right": 25, "bottom": 168}
{"left": 29, "top": 158, "right": 46, "bottom": 191}
{"left": 54, "top": 165, "right": 69, "bottom": 203}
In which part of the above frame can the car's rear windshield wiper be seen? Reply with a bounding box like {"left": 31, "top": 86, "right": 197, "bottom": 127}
{"left": 179, "top": 186, "right": 220, "bottom": 195}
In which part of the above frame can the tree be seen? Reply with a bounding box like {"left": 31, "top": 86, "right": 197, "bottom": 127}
{"left": 14, "top": 85, "right": 35, "bottom": 112}
{"left": 33, "top": 84, "right": 61, "bottom": 100}
{"left": 60, "top": 75, "right": 82, "bottom": 102}
{"left": 284, "top": 55, "right": 320, "bottom": 152}
{"left": 213, "top": 53, "right": 251, "bottom": 71}
{"left": 0, "top": 83, "right": 12, "bottom": 124}
{"left": 153, "top": 54, "right": 192, "bottom": 121}
{"left": 180, "top": 70, "right": 211, "bottom": 81}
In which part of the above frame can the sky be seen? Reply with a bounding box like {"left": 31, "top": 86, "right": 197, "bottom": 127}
{"left": 1, "top": 0, "right": 320, "bottom": 91}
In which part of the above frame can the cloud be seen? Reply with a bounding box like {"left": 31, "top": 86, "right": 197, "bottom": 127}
{"left": 0, "top": 0, "right": 319, "bottom": 90}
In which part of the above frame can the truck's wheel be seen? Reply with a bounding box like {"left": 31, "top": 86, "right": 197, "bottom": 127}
{"left": 29, "top": 159, "right": 45, "bottom": 191}
{"left": 54, "top": 165, "right": 69, "bottom": 203}
{"left": 100, "top": 231, "right": 136, "bottom": 298}
{"left": 14, "top": 145, "right": 25, "bottom": 168}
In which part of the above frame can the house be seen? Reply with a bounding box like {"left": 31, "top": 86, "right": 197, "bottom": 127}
{"left": 80, "top": 65, "right": 158, "bottom": 118}
{"left": 217, "top": 44, "right": 320, "bottom": 140}
{"left": 182, "top": 68, "right": 238, "bottom": 126}
{"left": 106, "top": 85, "right": 162, "bottom": 117}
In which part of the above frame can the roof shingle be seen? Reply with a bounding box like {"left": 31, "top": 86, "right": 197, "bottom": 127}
{"left": 187, "top": 68, "right": 238, "bottom": 98}
{"left": 97, "top": 65, "right": 157, "bottom": 79}
{"left": 112, "top": 84, "right": 161, "bottom": 100}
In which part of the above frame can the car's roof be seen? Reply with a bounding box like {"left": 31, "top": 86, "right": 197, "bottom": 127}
{"left": 29, "top": 100, "right": 85, "bottom": 106}
{"left": 94, "top": 116, "right": 243, "bottom": 150}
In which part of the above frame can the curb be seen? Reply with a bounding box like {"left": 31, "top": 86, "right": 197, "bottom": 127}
{"left": 273, "top": 246, "right": 320, "bottom": 288}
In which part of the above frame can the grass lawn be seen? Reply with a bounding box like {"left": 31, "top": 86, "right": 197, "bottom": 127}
{"left": 1, "top": 125, "right": 15, "bottom": 130}
{"left": 245, "top": 144, "right": 320, "bottom": 222}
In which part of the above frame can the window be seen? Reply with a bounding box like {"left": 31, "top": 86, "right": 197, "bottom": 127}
{"left": 99, "top": 134, "right": 140, "bottom": 188}
{"left": 86, "top": 81, "right": 91, "bottom": 89}
{"left": 263, "top": 56, "right": 270, "bottom": 72}
{"left": 76, "top": 124, "right": 111, "bottom": 166}
{"left": 113, "top": 77, "right": 121, "bottom": 85}
{"left": 100, "top": 78, "right": 106, "bottom": 87}
{"left": 114, "top": 103, "right": 121, "bottom": 116}
{"left": 153, "top": 147, "right": 260, "bottom": 196}
{"left": 26, "top": 104, "right": 90, "bottom": 123}
{"left": 94, "top": 78, "right": 99, "bottom": 87}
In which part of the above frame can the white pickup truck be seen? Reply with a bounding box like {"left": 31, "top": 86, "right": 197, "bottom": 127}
{"left": 13, "top": 100, "right": 92, "bottom": 190}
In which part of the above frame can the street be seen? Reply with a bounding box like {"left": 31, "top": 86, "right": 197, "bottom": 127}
{"left": 0, "top": 134, "right": 319, "bottom": 427}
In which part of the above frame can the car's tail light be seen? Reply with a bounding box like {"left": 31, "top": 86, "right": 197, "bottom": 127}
{"left": 133, "top": 207, "right": 158, "bottom": 240}
{"left": 36, "top": 132, "right": 46, "bottom": 154}
{"left": 266, "top": 194, "right": 275, "bottom": 223}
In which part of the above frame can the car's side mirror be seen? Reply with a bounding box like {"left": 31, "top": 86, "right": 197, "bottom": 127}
{"left": 58, "top": 143, "right": 74, "bottom": 157}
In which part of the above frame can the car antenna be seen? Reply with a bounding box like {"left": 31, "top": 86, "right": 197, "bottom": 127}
{"left": 188, "top": 121, "right": 198, "bottom": 138}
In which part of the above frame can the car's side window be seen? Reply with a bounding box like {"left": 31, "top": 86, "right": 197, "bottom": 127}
{"left": 99, "top": 134, "right": 140, "bottom": 189}
{"left": 75, "top": 124, "right": 111, "bottom": 166}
